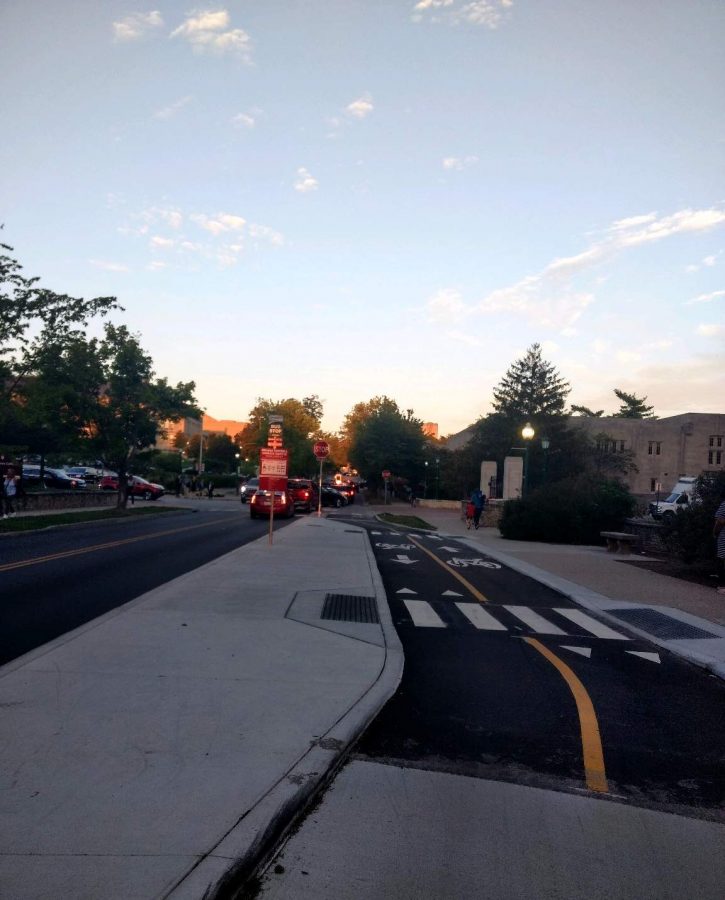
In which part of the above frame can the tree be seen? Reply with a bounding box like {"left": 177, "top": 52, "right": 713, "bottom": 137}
{"left": 491, "top": 343, "right": 570, "bottom": 420}
{"left": 346, "top": 397, "right": 427, "bottom": 490}
{"left": 570, "top": 405, "right": 604, "bottom": 417}
{"left": 64, "top": 325, "right": 197, "bottom": 507}
{"left": 186, "top": 432, "right": 236, "bottom": 473}
{"left": 239, "top": 397, "right": 320, "bottom": 475}
{"left": 612, "top": 389, "right": 656, "bottom": 419}
{"left": 302, "top": 394, "right": 324, "bottom": 425}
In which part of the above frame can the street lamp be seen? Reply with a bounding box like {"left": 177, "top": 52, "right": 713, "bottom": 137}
{"left": 435, "top": 457, "right": 440, "bottom": 500}
{"left": 521, "top": 423, "right": 535, "bottom": 496}
{"left": 424, "top": 460, "right": 428, "bottom": 499}
{"left": 541, "top": 436, "right": 550, "bottom": 484}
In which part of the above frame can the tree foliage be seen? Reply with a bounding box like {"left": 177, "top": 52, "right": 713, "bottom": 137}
{"left": 239, "top": 397, "right": 321, "bottom": 475}
{"left": 570, "top": 404, "right": 604, "bottom": 417}
{"left": 660, "top": 471, "right": 725, "bottom": 565}
{"left": 612, "top": 388, "right": 656, "bottom": 419}
{"left": 491, "top": 343, "right": 570, "bottom": 419}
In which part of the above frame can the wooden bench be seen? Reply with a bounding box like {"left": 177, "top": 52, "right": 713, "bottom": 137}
{"left": 600, "top": 531, "right": 637, "bottom": 554}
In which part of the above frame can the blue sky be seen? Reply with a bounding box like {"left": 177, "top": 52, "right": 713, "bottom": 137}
{"left": 2, "top": 0, "right": 723, "bottom": 436}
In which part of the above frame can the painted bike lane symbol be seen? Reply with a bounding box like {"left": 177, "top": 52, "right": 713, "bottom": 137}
{"left": 446, "top": 558, "right": 502, "bottom": 569}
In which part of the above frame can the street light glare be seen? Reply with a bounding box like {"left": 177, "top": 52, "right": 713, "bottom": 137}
{"left": 522, "top": 423, "right": 535, "bottom": 440}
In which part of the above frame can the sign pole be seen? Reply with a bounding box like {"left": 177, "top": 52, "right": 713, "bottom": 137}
{"left": 318, "top": 458, "right": 323, "bottom": 517}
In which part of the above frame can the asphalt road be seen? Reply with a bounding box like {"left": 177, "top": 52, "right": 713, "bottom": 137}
{"left": 0, "top": 501, "right": 294, "bottom": 666}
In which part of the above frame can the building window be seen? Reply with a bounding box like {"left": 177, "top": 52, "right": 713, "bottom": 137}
{"left": 648, "top": 442, "right": 653, "bottom": 455}
{"left": 710, "top": 435, "right": 723, "bottom": 449}
{"left": 709, "top": 451, "right": 713, "bottom": 464}
{"left": 718, "top": 452, "right": 723, "bottom": 466}
{"left": 650, "top": 478, "right": 657, "bottom": 492}
{"left": 656, "top": 442, "right": 661, "bottom": 456}
{"left": 619, "top": 441, "right": 625, "bottom": 452}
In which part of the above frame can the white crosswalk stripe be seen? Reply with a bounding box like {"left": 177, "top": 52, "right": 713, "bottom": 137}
{"left": 553, "top": 608, "right": 629, "bottom": 640}
{"left": 402, "top": 599, "right": 446, "bottom": 628}
{"left": 503, "top": 605, "right": 567, "bottom": 635}
{"left": 455, "top": 603, "right": 508, "bottom": 631}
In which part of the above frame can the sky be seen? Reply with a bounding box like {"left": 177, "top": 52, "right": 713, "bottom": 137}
{"left": 2, "top": 0, "right": 724, "bottom": 437}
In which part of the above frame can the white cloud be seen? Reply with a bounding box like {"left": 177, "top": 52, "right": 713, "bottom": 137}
{"left": 294, "top": 167, "right": 319, "bottom": 193}
{"left": 346, "top": 94, "right": 374, "bottom": 119}
{"left": 191, "top": 212, "right": 246, "bottom": 234}
{"left": 170, "top": 9, "right": 253, "bottom": 61}
{"left": 89, "top": 259, "right": 129, "bottom": 272}
{"left": 686, "top": 251, "right": 721, "bottom": 272}
{"left": 685, "top": 289, "right": 725, "bottom": 306}
{"left": 113, "top": 11, "right": 163, "bottom": 41}
{"left": 146, "top": 261, "right": 168, "bottom": 271}
{"left": 231, "top": 111, "right": 256, "bottom": 128}
{"left": 248, "top": 223, "right": 285, "bottom": 247}
{"left": 696, "top": 323, "right": 724, "bottom": 337}
{"left": 412, "top": 0, "right": 513, "bottom": 28}
{"left": 150, "top": 235, "right": 175, "bottom": 248}
{"left": 154, "top": 95, "right": 193, "bottom": 120}
{"left": 424, "top": 205, "right": 725, "bottom": 332}
{"left": 442, "top": 155, "right": 479, "bottom": 170}
{"left": 426, "top": 288, "right": 467, "bottom": 323}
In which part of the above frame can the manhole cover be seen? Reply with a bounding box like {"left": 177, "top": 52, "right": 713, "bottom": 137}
{"left": 322, "top": 594, "right": 379, "bottom": 624}
{"left": 608, "top": 608, "right": 719, "bottom": 640}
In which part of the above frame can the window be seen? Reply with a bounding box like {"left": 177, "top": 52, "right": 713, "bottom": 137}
{"left": 710, "top": 435, "right": 723, "bottom": 449}
{"left": 648, "top": 442, "right": 653, "bottom": 455}
{"left": 708, "top": 450, "right": 723, "bottom": 466}
{"left": 655, "top": 442, "right": 661, "bottom": 456}
{"left": 650, "top": 478, "right": 657, "bottom": 492}
{"left": 619, "top": 441, "right": 625, "bottom": 452}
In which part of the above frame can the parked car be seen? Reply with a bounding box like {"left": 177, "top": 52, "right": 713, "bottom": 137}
{"left": 240, "top": 477, "right": 260, "bottom": 504}
{"left": 249, "top": 489, "right": 295, "bottom": 519}
{"left": 99, "top": 474, "right": 164, "bottom": 500}
{"left": 22, "top": 466, "right": 85, "bottom": 489}
{"left": 320, "top": 486, "right": 348, "bottom": 508}
{"left": 326, "top": 481, "right": 356, "bottom": 503}
{"left": 65, "top": 466, "right": 104, "bottom": 485}
{"left": 287, "top": 478, "right": 316, "bottom": 513}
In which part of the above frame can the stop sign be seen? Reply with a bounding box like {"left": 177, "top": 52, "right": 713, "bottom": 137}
{"left": 313, "top": 440, "right": 330, "bottom": 459}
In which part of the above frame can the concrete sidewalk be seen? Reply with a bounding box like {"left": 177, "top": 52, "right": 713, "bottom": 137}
{"left": 410, "top": 503, "right": 725, "bottom": 680}
{"left": 0, "top": 516, "right": 403, "bottom": 900}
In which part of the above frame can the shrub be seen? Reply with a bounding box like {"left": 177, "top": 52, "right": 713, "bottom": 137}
{"left": 499, "top": 474, "right": 635, "bottom": 544}
{"left": 660, "top": 471, "right": 725, "bottom": 564}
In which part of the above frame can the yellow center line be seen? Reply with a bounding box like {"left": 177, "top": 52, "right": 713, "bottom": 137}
{"left": 524, "top": 637, "right": 609, "bottom": 794}
{"left": 0, "top": 519, "right": 223, "bottom": 573}
{"left": 407, "top": 536, "right": 489, "bottom": 604}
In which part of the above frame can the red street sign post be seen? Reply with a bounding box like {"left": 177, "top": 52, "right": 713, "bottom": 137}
{"left": 260, "top": 448, "right": 288, "bottom": 543}
{"left": 382, "top": 470, "right": 391, "bottom": 505}
{"left": 313, "top": 441, "right": 330, "bottom": 517}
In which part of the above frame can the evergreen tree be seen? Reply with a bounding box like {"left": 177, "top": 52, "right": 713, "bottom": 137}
{"left": 570, "top": 404, "right": 604, "bottom": 417}
{"left": 612, "top": 389, "right": 656, "bottom": 419}
{"left": 491, "top": 343, "right": 570, "bottom": 419}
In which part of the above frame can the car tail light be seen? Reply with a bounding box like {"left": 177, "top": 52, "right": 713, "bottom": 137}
{"left": 251, "top": 493, "right": 258, "bottom": 505}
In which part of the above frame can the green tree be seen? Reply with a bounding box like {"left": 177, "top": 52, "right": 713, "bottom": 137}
{"left": 612, "top": 388, "right": 656, "bottom": 419}
{"left": 570, "top": 404, "right": 604, "bottom": 417}
{"left": 492, "top": 343, "right": 570, "bottom": 419}
{"left": 186, "top": 432, "right": 236, "bottom": 473}
{"left": 240, "top": 397, "right": 320, "bottom": 475}
{"left": 346, "top": 397, "right": 427, "bottom": 491}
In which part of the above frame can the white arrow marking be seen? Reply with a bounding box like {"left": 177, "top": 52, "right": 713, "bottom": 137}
{"left": 626, "top": 651, "right": 661, "bottom": 664}
{"left": 560, "top": 645, "right": 592, "bottom": 658}
{"left": 396, "top": 588, "right": 417, "bottom": 595}
{"left": 440, "top": 546, "right": 460, "bottom": 552}
{"left": 442, "top": 590, "right": 463, "bottom": 597}
{"left": 426, "top": 535, "right": 442, "bottom": 541}
{"left": 393, "top": 555, "right": 418, "bottom": 565}
{"left": 386, "top": 531, "right": 401, "bottom": 535}
{"left": 371, "top": 530, "right": 382, "bottom": 535}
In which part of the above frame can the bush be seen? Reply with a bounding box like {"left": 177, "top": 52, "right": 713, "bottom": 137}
{"left": 499, "top": 474, "right": 635, "bottom": 544}
{"left": 660, "top": 471, "right": 725, "bottom": 564}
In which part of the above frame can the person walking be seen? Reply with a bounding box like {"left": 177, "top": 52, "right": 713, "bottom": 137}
{"left": 470, "top": 487, "right": 486, "bottom": 530}
{"left": 714, "top": 488, "right": 725, "bottom": 595}
{"left": 3, "top": 467, "right": 19, "bottom": 518}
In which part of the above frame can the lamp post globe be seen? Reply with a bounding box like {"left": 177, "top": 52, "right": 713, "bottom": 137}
{"left": 521, "top": 423, "right": 535, "bottom": 496}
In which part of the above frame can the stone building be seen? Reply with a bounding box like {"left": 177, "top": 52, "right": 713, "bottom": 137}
{"left": 572, "top": 412, "right": 725, "bottom": 495}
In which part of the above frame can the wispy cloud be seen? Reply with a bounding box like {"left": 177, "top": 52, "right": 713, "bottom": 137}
{"left": 686, "top": 251, "right": 721, "bottom": 272}
{"left": 294, "top": 167, "right": 319, "bottom": 193}
{"left": 685, "top": 289, "right": 725, "bottom": 306}
{"left": 696, "top": 323, "right": 724, "bottom": 337}
{"left": 231, "top": 111, "right": 257, "bottom": 128}
{"left": 425, "top": 206, "right": 725, "bottom": 330}
{"left": 346, "top": 93, "right": 374, "bottom": 119}
{"left": 170, "top": 9, "right": 253, "bottom": 62}
{"left": 412, "top": 0, "right": 514, "bottom": 28}
{"left": 89, "top": 259, "right": 129, "bottom": 272}
{"left": 113, "top": 11, "right": 163, "bottom": 41}
{"left": 153, "top": 95, "right": 193, "bottom": 120}
{"left": 442, "top": 155, "right": 479, "bottom": 170}
{"left": 191, "top": 213, "right": 246, "bottom": 234}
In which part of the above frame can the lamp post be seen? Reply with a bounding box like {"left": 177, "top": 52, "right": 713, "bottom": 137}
{"left": 521, "top": 422, "right": 535, "bottom": 496}
{"left": 424, "top": 460, "right": 428, "bottom": 499}
{"left": 435, "top": 457, "right": 440, "bottom": 500}
{"left": 541, "top": 436, "right": 550, "bottom": 484}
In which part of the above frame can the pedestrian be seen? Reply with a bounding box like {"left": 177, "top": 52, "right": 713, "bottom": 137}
{"left": 207, "top": 480, "right": 214, "bottom": 499}
{"left": 470, "top": 487, "right": 486, "bottom": 530}
{"left": 410, "top": 484, "right": 418, "bottom": 507}
{"left": 3, "top": 466, "right": 19, "bottom": 518}
{"left": 714, "top": 488, "right": 725, "bottom": 595}
{"left": 175, "top": 474, "right": 182, "bottom": 497}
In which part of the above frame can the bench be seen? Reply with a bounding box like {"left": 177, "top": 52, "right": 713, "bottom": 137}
{"left": 600, "top": 531, "right": 637, "bottom": 554}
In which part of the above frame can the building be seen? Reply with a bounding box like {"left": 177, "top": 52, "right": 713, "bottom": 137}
{"left": 572, "top": 413, "right": 724, "bottom": 495}
{"left": 422, "top": 423, "right": 439, "bottom": 439}
{"left": 156, "top": 414, "right": 248, "bottom": 451}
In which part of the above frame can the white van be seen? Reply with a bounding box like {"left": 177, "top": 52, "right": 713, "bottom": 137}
{"left": 649, "top": 476, "right": 697, "bottom": 522}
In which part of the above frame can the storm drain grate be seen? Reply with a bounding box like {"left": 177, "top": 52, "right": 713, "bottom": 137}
{"left": 608, "top": 608, "right": 719, "bottom": 640}
{"left": 322, "top": 594, "right": 379, "bottom": 624}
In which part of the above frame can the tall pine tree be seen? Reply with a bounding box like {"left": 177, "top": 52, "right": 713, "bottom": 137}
{"left": 491, "top": 343, "right": 570, "bottom": 419}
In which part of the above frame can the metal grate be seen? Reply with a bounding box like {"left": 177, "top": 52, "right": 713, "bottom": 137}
{"left": 322, "top": 594, "right": 379, "bottom": 623}
{"left": 608, "top": 608, "right": 719, "bottom": 640}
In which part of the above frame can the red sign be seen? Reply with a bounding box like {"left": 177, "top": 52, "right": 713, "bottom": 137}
{"left": 267, "top": 436, "right": 283, "bottom": 449}
{"left": 382, "top": 469, "right": 391, "bottom": 479}
{"left": 313, "top": 440, "right": 330, "bottom": 459}
{"left": 260, "top": 448, "right": 288, "bottom": 493}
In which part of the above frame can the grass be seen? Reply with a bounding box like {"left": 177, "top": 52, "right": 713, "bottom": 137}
{"left": 0, "top": 506, "right": 182, "bottom": 533}
{"left": 378, "top": 512, "right": 437, "bottom": 531}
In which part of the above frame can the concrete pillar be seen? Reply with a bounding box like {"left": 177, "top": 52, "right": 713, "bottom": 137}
{"left": 503, "top": 456, "right": 523, "bottom": 499}
{"left": 481, "top": 461, "right": 497, "bottom": 498}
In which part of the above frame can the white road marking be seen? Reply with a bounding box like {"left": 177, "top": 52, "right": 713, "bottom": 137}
{"left": 402, "top": 600, "right": 446, "bottom": 628}
{"left": 626, "top": 651, "right": 661, "bottom": 663}
{"left": 396, "top": 588, "right": 417, "bottom": 595}
{"left": 455, "top": 603, "right": 507, "bottom": 631}
{"left": 442, "top": 590, "right": 463, "bottom": 597}
{"left": 560, "top": 645, "right": 593, "bottom": 658}
{"left": 393, "top": 554, "right": 418, "bottom": 565}
{"left": 504, "top": 606, "right": 567, "bottom": 635}
{"left": 554, "top": 608, "right": 629, "bottom": 640}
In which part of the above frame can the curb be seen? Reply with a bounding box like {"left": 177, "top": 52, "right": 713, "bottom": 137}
{"left": 165, "top": 520, "right": 404, "bottom": 900}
